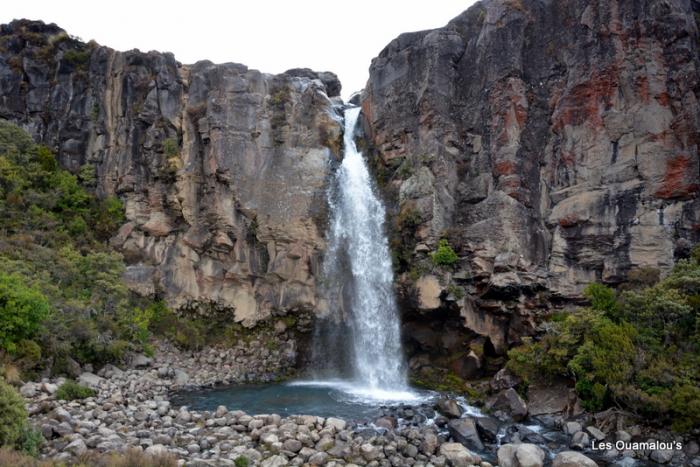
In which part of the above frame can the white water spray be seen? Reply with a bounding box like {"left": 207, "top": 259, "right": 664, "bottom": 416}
{"left": 316, "top": 106, "right": 410, "bottom": 399}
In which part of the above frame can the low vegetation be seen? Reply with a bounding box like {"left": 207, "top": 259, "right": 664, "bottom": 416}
{"left": 0, "top": 446, "right": 177, "bottom": 466}
{"left": 0, "top": 119, "right": 149, "bottom": 378}
{"left": 55, "top": 380, "right": 96, "bottom": 401}
{"left": 431, "top": 239, "right": 459, "bottom": 267}
{"left": 0, "top": 379, "right": 28, "bottom": 447}
{"left": 0, "top": 379, "right": 42, "bottom": 456}
{"left": 507, "top": 247, "right": 700, "bottom": 431}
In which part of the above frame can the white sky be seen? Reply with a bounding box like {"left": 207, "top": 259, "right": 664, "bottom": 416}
{"left": 3, "top": 0, "right": 477, "bottom": 100}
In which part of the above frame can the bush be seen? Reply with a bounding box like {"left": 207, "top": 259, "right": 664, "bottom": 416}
{"left": 148, "top": 302, "right": 205, "bottom": 351}
{"left": 16, "top": 426, "right": 42, "bottom": 457}
{"left": 0, "top": 379, "right": 28, "bottom": 447}
{"left": 0, "top": 120, "right": 155, "bottom": 375}
{"left": 507, "top": 250, "right": 700, "bottom": 431}
{"left": 162, "top": 138, "right": 179, "bottom": 158}
{"left": 234, "top": 456, "right": 250, "bottom": 467}
{"left": 431, "top": 239, "right": 459, "bottom": 266}
{"left": 0, "top": 273, "right": 50, "bottom": 354}
{"left": 583, "top": 283, "right": 618, "bottom": 316}
{"left": 55, "top": 380, "right": 96, "bottom": 401}
{"left": 14, "top": 340, "right": 41, "bottom": 369}
{"left": 62, "top": 49, "right": 90, "bottom": 69}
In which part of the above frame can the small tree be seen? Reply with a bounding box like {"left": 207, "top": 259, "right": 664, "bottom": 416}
{"left": 583, "top": 283, "right": 618, "bottom": 316}
{"left": 431, "top": 239, "right": 459, "bottom": 266}
{"left": 0, "top": 273, "right": 50, "bottom": 354}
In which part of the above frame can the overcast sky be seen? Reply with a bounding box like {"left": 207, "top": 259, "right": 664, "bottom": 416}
{"left": 3, "top": 0, "right": 477, "bottom": 100}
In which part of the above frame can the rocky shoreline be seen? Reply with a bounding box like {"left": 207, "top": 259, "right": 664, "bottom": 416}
{"left": 15, "top": 342, "right": 698, "bottom": 466}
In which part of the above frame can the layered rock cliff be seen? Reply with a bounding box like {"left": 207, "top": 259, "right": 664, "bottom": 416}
{"left": 361, "top": 0, "right": 700, "bottom": 369}
{"left": 2, "top": 1, "right": 699, "bottom": 382}
{"left": 0, "top": 20, "right": 343, "bottom": 326}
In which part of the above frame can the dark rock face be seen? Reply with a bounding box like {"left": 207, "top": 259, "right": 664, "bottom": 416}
{"left": 362, "top": 0, "right": 700, "bottom": 362}
{"left": 0, "top": 20, "right": 343, "bottom": 325}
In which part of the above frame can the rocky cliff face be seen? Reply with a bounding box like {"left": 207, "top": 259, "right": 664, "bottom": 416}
{"left": 2, "top": 2, "right": 700, "bottom": 382}
{"left": 362, "top": 0, "right": 700, "bottom": 370}
{"left": 0, "top": 20, "right": 343, "bottom": 327}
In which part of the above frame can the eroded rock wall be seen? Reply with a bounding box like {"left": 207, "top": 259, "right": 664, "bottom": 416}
{"left": 362, "top": 0, "right": 700, "bottom": 364}
{"left": 0, "top": 20, "right": 343, "bottom": 326}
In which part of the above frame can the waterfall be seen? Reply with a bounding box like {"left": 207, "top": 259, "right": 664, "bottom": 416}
{"left": 313, "top": 106, "right": 408, "bottom": 396}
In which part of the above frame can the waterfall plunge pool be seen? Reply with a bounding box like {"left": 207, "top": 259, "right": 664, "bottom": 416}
{"left": 170, "top": 380, "right": 442, "bottom": 421}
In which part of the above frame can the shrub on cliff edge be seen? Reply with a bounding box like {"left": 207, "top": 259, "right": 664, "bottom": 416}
{"left": 431, "top": 239, "right": 459, "bottom": 266}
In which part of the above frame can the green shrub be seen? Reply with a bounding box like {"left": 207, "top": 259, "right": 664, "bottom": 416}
{"left": 0, "top": 273, "right": 50, "bottom": 354}
{"left": 14, "top": 340, "right": 41, "bottom": 369}
{"left": 0, "top": 380, "right": 27, "bottom": 447}
{"left": 55, "top": 380, "right": 96, "bottom": 401}
{"left": 508, "top": 255, "right": 700, "bottom": 431}
{"left": 16, "top": 425, "right": 42, "bottom": 457}
{"left": 62, "top": 49, "right": 90, "bottom": 69}
{"left": 148, "top": 302, "right": 205, "bottom": 351}
{"left": 583, "top": 283, "right": 618, "bottom": 316}
{"left": 0, "top": 120, "right": 147, "bottom": 374}
{"left": 625, "top": 267, "right": 660, "bottom": 289}
{"left": 431, "top": 239, "right": 459, "bottom": 266}
{"left": 162, "top": 138, "right": 179, "bottom": 158}
{"left": 77, "top": 164, "right": 96, "bottom": 187}
{"left": 234, "top": 456, "right": 250, "bottom": 467}
{"left": 447, "top": 283, "right": 464, "bottom": 300}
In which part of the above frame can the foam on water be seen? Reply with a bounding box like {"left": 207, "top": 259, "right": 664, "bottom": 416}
{"left": 288, "top": 379, "right": 432, "bottom": 404}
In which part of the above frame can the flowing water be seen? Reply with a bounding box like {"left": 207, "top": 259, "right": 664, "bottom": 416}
{"left": 311, "top": 106, "right": 410, "bottom": 400}
{"left": 174, "top": 107, "right": 423, "bottom": 420}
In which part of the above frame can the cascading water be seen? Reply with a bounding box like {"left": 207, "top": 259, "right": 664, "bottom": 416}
{"left": 306, "top": 106, "right": 413, "bottom": 401}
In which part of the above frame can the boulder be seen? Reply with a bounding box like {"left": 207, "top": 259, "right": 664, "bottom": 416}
{"left": 437, "top": 398, "right": 464, "bottom": 418}
{"left": 19, "top": 383, "right": 37, "bottom": 398}
{"left": 448, "top": 418, "right": 484, "bottom": 451}
{"left": 498, "top": 443, "right": 545, "bottom": 467}
{"left": 374, "top": 416, "right": 396, "bottom": 430}
{"left": 173, "top": 369, "right": 189, "bottom": 385}
{"left": 490, "top": 368, "right": 522, "bottom": 391}
{"left": 563, "top": 421, "right": 582, "bottom": 435}
{"left": 586, "top": 426, "right": 607, "bottom": 441}
{"left": 77, "top": 372, "right": 103, "bottom": 387}
{"left": 439, "top": 442, "right": 481, "bottom": 467}
{"left": 475, "top": 416, "right": 500, "bottom": 443}
{"left": 527, "top": 383, "right": 570, "bottom": 415}
{"left": 360, "top": 443, "right": 379, "bottom": 461}
{"left": 570, "top": 431, "right": 589, "bottom": 450}
{"left": 63, "top": 357, "right": 82, "bottom": 378}
{"left": 64, "top": 438, "right": 87, "bottom": 456}
{"left": 324, "top": 417, "right": 346, "bottom": 431}
{"left": 131, "top": 354, "right": 152, "bottom": 368}
{"left": 420, "top": 432, "right": 439, "bottom": 455}
{"left": 552, "top": 451, "right": 598, "bottom": 467}
{"left": 261, "top": 455, "right": 289, "bottom": 467}
{"left": 486, "top": 388, "right": 528, "bottom": 421}
{"left": 650, "top": 449, "right": 674, "bottom": 464}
